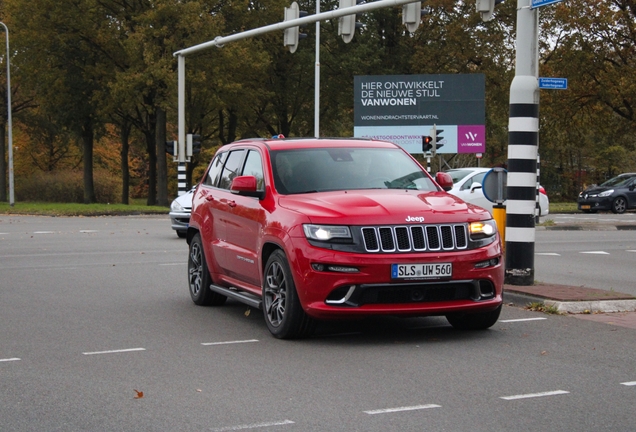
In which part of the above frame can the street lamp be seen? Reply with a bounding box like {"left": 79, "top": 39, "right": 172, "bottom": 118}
{"left": 0, "top": 22, "right": 13, "bottom": 206}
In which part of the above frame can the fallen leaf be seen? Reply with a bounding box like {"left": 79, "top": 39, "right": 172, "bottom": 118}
{"left": 197, "top": 389, "right": 202, "bottom": 392}
{"left": 133, "top": 389, "right": 144, "bottom": 399}
{"left": 244, "top": 308, "right": 251, "bottom": 317}
{"left": 540, "top": 351, "right": 548, "bottom": 355}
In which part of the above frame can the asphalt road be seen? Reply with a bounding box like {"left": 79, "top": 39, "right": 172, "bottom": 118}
{"left": 1, "top": 215, "right": 635, "bottom": 431}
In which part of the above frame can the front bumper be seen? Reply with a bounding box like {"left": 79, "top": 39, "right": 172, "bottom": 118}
{"left": 286, "top": 237, "right": 504, "bottom": 320}
{"left": 577, "top": 198, "right": 611, "bottom": 211}
{"left": 169, "top": 210, "right": 190, "bottom": 232}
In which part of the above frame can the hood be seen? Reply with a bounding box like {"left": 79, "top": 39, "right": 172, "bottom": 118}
{"left": 278, "top": 190, "right": 490, "bottom": 225}
{"left": 582, "top": 185, "right": 611, "bottom": 195}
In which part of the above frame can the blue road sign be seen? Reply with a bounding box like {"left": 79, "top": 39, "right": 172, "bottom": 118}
{"left": 538, "top": 77, "right": 568, "bottom": 90}
{"left": 532, "top": 0, "right": 563, "bottom": 8}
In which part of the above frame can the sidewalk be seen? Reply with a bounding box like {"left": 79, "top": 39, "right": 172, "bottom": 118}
{"left": 504, "top": 283, "right": 636, "bottom": 314}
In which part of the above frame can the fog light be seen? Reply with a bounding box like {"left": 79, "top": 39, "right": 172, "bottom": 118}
{"left": 326, "top": 265, "right": 359, "bottom": 273}
{"left": 311, "top": 263, "right": 325, "bottom": 271}
{"left": 474, "top": 257, "right": 499, "bottom": 269}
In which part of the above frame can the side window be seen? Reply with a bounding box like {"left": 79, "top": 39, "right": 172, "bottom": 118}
{"left": 241, "top": 150, "right": 265, "bottom": 191}
{"left": 218, "top": 150, "right": 245, "bottom": 190}
{"left": 203, "top": 152, "right": 227, "bottom": 187}
{"left": 461, "top": 173, "right": 485, "bottom": 191}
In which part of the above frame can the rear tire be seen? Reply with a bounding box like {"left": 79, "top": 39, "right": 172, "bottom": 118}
{"left": 446, "top": 304, "right": 502, "bottom": 330}
{"left": 262, "top": 250, "right": 315, "bottom": 339}
{"left": 188, "top": 233, "right": 227, "bottom": 306}
{"left": 611, "top": 197, "right": 627, "bottom": 214}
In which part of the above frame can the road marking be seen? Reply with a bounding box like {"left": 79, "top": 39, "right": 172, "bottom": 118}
{"left": 500, "top": 390, "right": 569, "bottom": 400}
{"left": 0, "top": 358, "right": 21, "bottom": 362}
{"left": 0, "top": 232, "right": 9, "bottom": 235}
{"left": 580, "top": 251, "right": 610, "bottom": 255}
{"left": 33, "top": 231, "right": 55, "bottom": 234}
{"left": 209, "top": 420, "right": 294, "bottom": 431}
{"left": 627, "top": 250, "right": 636, "bottom": 253}
{"left": 536, "top": 253, "right": 560, "bottom": 256}
{"left": 621, "top": 381, "right": 636, "bottom": 386}
{"left": 500, "top": 318, "right": 547, "bottom": 323}
{"left": 364, "top": 404, "right": 441, "bottom": 414}
{"left": 79, "top": 230, "right": 99, "bottom": 233}
{"left": 159, "top": 263, "right": 186, "bottom": 266}
{"left": 82, "top": 347, "right": 146, "bottom": 355}
{"left": 201, "top": 339, "right": 259, "bottom": 346}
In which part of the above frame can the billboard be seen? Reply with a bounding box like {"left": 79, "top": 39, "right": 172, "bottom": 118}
{"left": 353, "top": 74, "right": 486, "bottom": 154}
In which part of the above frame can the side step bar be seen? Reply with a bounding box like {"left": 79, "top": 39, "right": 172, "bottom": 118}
{"left": 209, "top": 284, "right": 262, "bottom": 310}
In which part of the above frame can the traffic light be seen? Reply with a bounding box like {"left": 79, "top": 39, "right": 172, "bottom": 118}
{"left": 165, "top": 140, "right": 176, "bottom": 156}
{"left": 402, "top": 2, "right": 422, "bottom": 33}
{"left": 430, "top": 125, "right": 445, "bottom": 156}
{"left": 187, "top": 134, "right": 201, "bottom": 157}
{"left": 339, "top": 0, "right": 363, "bottom": 43}
{"left": 475, "top": 0, "right": 503, "bottom": 22}
{"left": 422, "top": 135, "right": 433, "bottom": 153}
{"left": 284, "top": 2, "right": 308, "bottom": 53}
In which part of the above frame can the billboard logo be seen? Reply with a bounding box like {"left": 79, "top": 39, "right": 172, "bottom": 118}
{"left": 465, "top": 131, "right": 478, "bottom": 141}
{"left": 457, "top": 125, "right": 485, "bottom": 153}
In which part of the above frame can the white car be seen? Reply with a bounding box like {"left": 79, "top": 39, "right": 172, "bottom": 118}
{"left": 446, "top": 167, "right": 549, "bottom": 217}
{"left": 169, "top": 187, "right": 194, "bottom": 238}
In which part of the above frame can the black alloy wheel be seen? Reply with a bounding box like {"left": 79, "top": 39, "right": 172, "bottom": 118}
{"left": 188, "top": 233, "right": 227, "bottom": 306}
{"left": 262, "top": 250, "right": 315, "bottom": 339}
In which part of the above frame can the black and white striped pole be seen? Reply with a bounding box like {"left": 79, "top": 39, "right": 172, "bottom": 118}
{"left": 504, "top": 0, "right": 540, "bottom": 285}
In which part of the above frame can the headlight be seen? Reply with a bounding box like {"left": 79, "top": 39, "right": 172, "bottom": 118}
{"left": 598, "top": 189, "right": 614, "bottom": 197}
{"left": 469, "top": 220, "right": 497, "bottom": 240}
{"left": 171, "top": 200, "right": 184, "bottom": 212}
{"left": 303, "top": 224, "right": 352, "bottom": 241}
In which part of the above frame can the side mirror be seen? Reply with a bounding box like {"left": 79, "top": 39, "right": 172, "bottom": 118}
{"left": 230, "top": 175, "right": 265, "bottom": 199}
{"left": 470, "top": 183, "right": 483, "bottom": 193}
{"left": 435, "top": 172, "right": 453, "bottom": 191}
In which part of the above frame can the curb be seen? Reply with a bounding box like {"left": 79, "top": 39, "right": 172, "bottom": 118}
{"left": 504, "top": 291, "right": 636, "bottom": 314}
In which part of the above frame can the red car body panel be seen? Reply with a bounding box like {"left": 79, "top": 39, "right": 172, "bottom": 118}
{"left": 189, "top": 138, "right": 504, "bottom": 321}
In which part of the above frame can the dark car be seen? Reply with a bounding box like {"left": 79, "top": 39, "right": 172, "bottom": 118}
{"left": 578, "top": 173, "right": 636, "bottom": 214}
{"left": 186, "top": 137, "right": 504, "bottom": 339}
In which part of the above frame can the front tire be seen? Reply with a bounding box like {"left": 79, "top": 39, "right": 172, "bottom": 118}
{"left": 188, "top": 233, "right": 227, "bottom": 306}
{"left": 262, "top": 250, "right": 315, "bottom": 339}
{"left": 446, "top": 304, "right": 502, "bottom": 330}
{"left": 611, "top": 197, "right": 627, "bottom": 214}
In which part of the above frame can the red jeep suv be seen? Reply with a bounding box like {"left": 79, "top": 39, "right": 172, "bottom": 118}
{"left": 187, "top": 138, "right": 504, "bottom": 339}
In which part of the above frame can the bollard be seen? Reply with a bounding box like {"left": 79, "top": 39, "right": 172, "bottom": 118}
{"left": 492, "top": 204, "right": 506, "bottom": 252}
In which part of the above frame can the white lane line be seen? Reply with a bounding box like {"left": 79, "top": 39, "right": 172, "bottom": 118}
{"left": 536, "top": 253, "right": 561, "bottom": 256}
{"left": 0, "top": 358, "right": 21, "bottom": 362}
{"left": 500, "top": 318, "right": 548, "bottom": 323}
{"left": 620, "top": 381, "right": 636, "bottom": 386}
{"left": 0, "top": 232, "right": 9, "bottom": 235}
{"left": 364, "top": 404, "right": 441, "bottom": 415}
{"left": 500, "top": 390, "right": 569, "bottom": 400}
{"left": 201, "top": 339, "right": 259, "bottom": 346}
{"left": 159, "top": 263, "right": 186, "bottom": 266}
{"left": 83, "top": 347, "right": 146, "bottom": 356}
{"left": 580, "top": 251, "right": 610, "bottom": 255}
{"left": 33, "top": 231, "right": 55, "bottom": 234}
{"left": 79, "top": 230, "right": 99, "bottom": 233}
{"left": 209, "top": 420, "right": 294, "bottom": 431}
{"left": 627, "top": 250, "right": 636, "bottom": 253}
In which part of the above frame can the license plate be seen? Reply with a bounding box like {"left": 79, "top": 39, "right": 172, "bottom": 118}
{"left": 580, "top": 205, "right": 591, "bottom": 210}
{"left": 391, "top": 263, "right": 452, "bottom": 279}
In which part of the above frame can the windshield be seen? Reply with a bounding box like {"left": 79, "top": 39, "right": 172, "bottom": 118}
{"left": 447, "top": 169, "right": 477, "bottom": 184}
{"left": 271, "top": 147, "right": 438, "bottom": 194}
{"left": 600, "top": 175, "right": 636, "bottom": 188}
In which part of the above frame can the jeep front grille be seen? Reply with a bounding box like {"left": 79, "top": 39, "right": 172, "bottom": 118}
{"left": 360, "top": 224, "right": 468, "bottom": 253}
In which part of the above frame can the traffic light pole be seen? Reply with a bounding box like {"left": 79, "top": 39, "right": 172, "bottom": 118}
{"left": 173, "top": 0, "right": 421, "bottom": 162}
{"left": 504, "top": 0, "right": 540, "bottom": 285}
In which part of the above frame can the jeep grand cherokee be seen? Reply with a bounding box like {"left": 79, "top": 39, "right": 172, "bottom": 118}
{"left": 186, "top": 137, "right": 503, "bottom": 339}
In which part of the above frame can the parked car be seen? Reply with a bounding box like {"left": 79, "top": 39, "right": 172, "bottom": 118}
{"left": 445, "top": 167, "right": 549, "bottom": 217}
{"left": 577, "top": 173, "right": 636, "bottom": 214}
{"left": 169, "top": 187, "right": 194, "bottom": 238}
{"left": 185, "top": 137, "right": 504, "bottom": 339}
